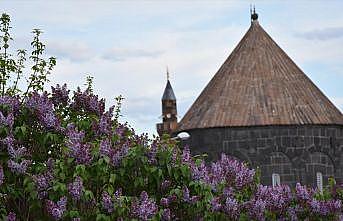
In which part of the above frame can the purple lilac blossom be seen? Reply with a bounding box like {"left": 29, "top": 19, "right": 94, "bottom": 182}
{"left": 72, "top": 88, "right": 105, "bottom": 116}
{"left": 247, "top": 199, "right": 266, "bottom": 221}
{"left": 68, "top": 176, "right": 83, "bottom": 201}
{"left": 115, "top": 123, "right": 127, "bottom": 139}
{"left": 46, "top": 196, "right": 67, "bottom": 220}
{"left": 182, "top": 186, "right": 200, "bottom": 204}
{"left": 7, "top": 159, "right": 31, "bottom": 174}
{"left": 191, "top": 160, "right": 209, "bottom": 183}
{"left": 97, "top": 106, "right": 114, "bottom": 135}
{"left": 0, "top": 111, "right": 14, "bottom": 128}
{"left": 25, "top": 92, "right": 61, "bottom": 130}
{"left": 99, "top": 138, "right": 129, "bottom": 167}
{"left": 206, "top": 154, "right": 255, "bottom": 189}
{"left": 102, "top": 191, "right": 114, "bottom": 214}
{"left": 162, "top": 208, "right": 171, "bottom": 221}
{"left": 286, "top": 207, "right": 298, "bottom": 221}
{"left": 7, "top": 145, "right": 28, "bottom": 159}
{"left": 32, "top": 171, "right": 54, "bottom": 199}
{"left": 65, "top": 124, "right": 92, "bottom": 165}
{"left": 99, "top": 139, "right": 112, "bottom": 157}
{"left": 111, "top": 142, "right": 129, "bottom": 167}
{"left": 51, "top": 84, "right": 69, "bottom": 106}
{"left": 160, "top": 197, "right": 169, "bottom": 207}
{"left": 255, "top": 185, "right": 292, "bottom": 213}
{"left": 210, "top": 197, "right": 222, "bottom": 212}
{"left": 113, "top": 188, "right": 123, "bottom": 206}
{"left": 147, "top": 141, "right": 157, "bottom": 164}
{"left": 181, "top": 146, "right": 192, "bottom": 164}
{"left": 161, "top": 180, "right": 171, "bottom": 191}
{"left": 295, "top": 183, "right": 315, "bottom": 202}
{"left": 6, "top": 212, "right": 16, "bottom": 221}
{"left": 131, "top": 191, "right": 158, "bottom": 221}
{"left": 0, "top": 96, "right": 20, "bottom": 114}
{"left": 309, "top": 199, "right": 342, "bottom": 216}
{"left": 0, "top": 164, "right": 4, "bottom": 185}
{"left": 223, "top": 197, "right": 240, "bottom": 219}
{"left": 167, "top": 194, "right": 177, "bottom": 203}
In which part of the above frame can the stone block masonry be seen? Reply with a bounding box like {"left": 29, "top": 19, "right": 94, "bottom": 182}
{"left": 182, "top": 125, "right": 343, "bottom": 187}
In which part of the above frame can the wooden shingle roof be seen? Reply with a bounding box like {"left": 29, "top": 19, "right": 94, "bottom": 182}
{"left": 177, "top": 20, "right": 343, "bottom": 131}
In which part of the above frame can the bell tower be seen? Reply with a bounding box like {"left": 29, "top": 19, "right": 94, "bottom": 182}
{"left": 156, "top": 68, "right": 178, "bottom": 136}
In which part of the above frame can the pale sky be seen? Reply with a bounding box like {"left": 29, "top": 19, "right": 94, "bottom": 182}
{"left": 2, "top": 1, "right": 343, "bottom": 135}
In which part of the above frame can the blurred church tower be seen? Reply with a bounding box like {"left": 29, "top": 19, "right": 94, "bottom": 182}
{"left": 156, "top": 68, "right": 178, "bottom": 136}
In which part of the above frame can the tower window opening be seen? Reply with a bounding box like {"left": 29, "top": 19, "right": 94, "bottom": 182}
{"left": 272, "top": 173, "right": 280, "bottom": 187}
{"left": 316, "top": 172, "right": 323, "bottom": 193}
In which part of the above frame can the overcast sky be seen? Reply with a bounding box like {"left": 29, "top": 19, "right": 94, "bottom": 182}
{"left": 2, "top": 0, "right": 343, "bottom": 135}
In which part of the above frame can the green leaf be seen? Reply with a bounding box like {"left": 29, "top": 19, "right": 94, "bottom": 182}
{"left": 96, "top": 214, "right": 110, "bottom": 221}
{"left": 109, "top": 173, "right": 116, "bottom": 184}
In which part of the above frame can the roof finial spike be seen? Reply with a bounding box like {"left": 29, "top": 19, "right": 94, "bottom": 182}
{"left": 166, "top": 66, "right": 170, "bottom": 80}
{"left": 251, "top": 5, "right": 258, "bottom": 22}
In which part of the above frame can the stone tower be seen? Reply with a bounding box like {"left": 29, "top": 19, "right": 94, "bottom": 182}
{"left": 156, "top": 70, "right": 178, "bottom": 136}
{"left": 176, "top": 11, "right": 343, "bottom": 187}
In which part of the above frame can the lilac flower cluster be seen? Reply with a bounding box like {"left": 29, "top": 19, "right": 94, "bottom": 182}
{"left": 210, "top": 190, "right": 241, "bottom": 219}
{"left": 0, "top": 111, "right": 14, "bottom": 128}
{"left": 72, "top": 88, "right": 105, "bottom": 116}
{"left": 99, "top": 138, "right": 129, "bottom": 167}
{"left": 309, "top": 199, "right": 342, "bottom": 216}
{"left": 6, "top": 137, "right": 28, "bottom": 159}
{"left": 68, "top": 176, "right": 83, "bottom": 201}
{"left": 247, "top": 199, "right": 267, "bottom": 221}
{"left": 102, "top": 191, "right": 114, "bottom": 213}
{"left": 3, "top": 136, "right": 31, "bottom": 174}
{"left": 32, "top": 170, "right": 54, "bottom": 199}
{"left": 51, "top": 84, "right": 70, "bottom": 106}
{"left": 7, "top": 159, "right": 31, "bottom": 174}
{"left": 46, "top": 196, "right": 67, "bottom": 220}
{"left": 294, "top": 183, "right": 342, "bottom": 217}
{"left": 187, "top": 152, "right": 255, "bottom": 191}
{"left": 161, "top": 179, "right": 171, "bottom": 191}
{"left": 295, "top": 183, "right": 315, "bottom": 202}
{"left": 0, "top": 164, "right": 4, "bottom": 185}
{"left": 25, "top": 92, "right": 61, "bottom": 130}
{"left": 6, "top": 212, "right": 16, "bottom": 221}
{"left": 101, "top": 188, "right": 123, "bottom": 214}
{"left": 182, "top": 186, "right": 200, "bottom": 204}
{"left": 65, "top": 124, "right": 92, "bottom": 165}
{"left": 254, "top": 185, "right": 292, "bottom": 213}
{"left": 222, "top": 197, "right": 240, "bottom": 219}
{"left": 95, "top": 106, "right": 114, "bottom": 135}
{"left": 131, "top": 191, "right": 158, "bottom": 221}
{"left": 147, "top": 141, "right": 157, "bottom": 164}
{"left": 0, "top": 95, "right": 20, "bottom": 114}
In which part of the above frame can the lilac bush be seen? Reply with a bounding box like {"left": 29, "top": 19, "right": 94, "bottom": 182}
{"left": 1, "top": 13, "right": 343, "bottom": 221}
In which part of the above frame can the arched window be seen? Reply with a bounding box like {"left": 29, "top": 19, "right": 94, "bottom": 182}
{"left": 272, "top": 173, "right": 280, "bottom": 187}
{"left": 177, "top": 132, "right": 190, "bottom": 140}
{"left": 316, "top": 172, "right": 323, "bottom": 193}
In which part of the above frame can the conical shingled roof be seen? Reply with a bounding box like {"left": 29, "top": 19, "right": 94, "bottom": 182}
{"left": 162, "top": 80, "right": 176, "bottom": 100}
{"left": 177, "top": 20, "right": 343, "bottom": 131}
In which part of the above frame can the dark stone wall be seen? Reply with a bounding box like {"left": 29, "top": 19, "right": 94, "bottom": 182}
{"left": 181, "top": 125, "right": 343, "bottom": 187}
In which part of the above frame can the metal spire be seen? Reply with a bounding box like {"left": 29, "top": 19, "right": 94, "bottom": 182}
{"left": 166, "top": 66, "right": 170, "bottom": 80}
{"left": 251, "top": 5, "right": 258, "bottom": 22}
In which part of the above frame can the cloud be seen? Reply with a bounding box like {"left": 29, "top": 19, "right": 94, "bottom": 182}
{"left": 102, "top": 48, "right": 165, "bottom": 61}
{"left": 46, "top": 40, "right": 93, "bottom": 62}
{"left": 296, "top": 27, "right": 343, "bottom": 41}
